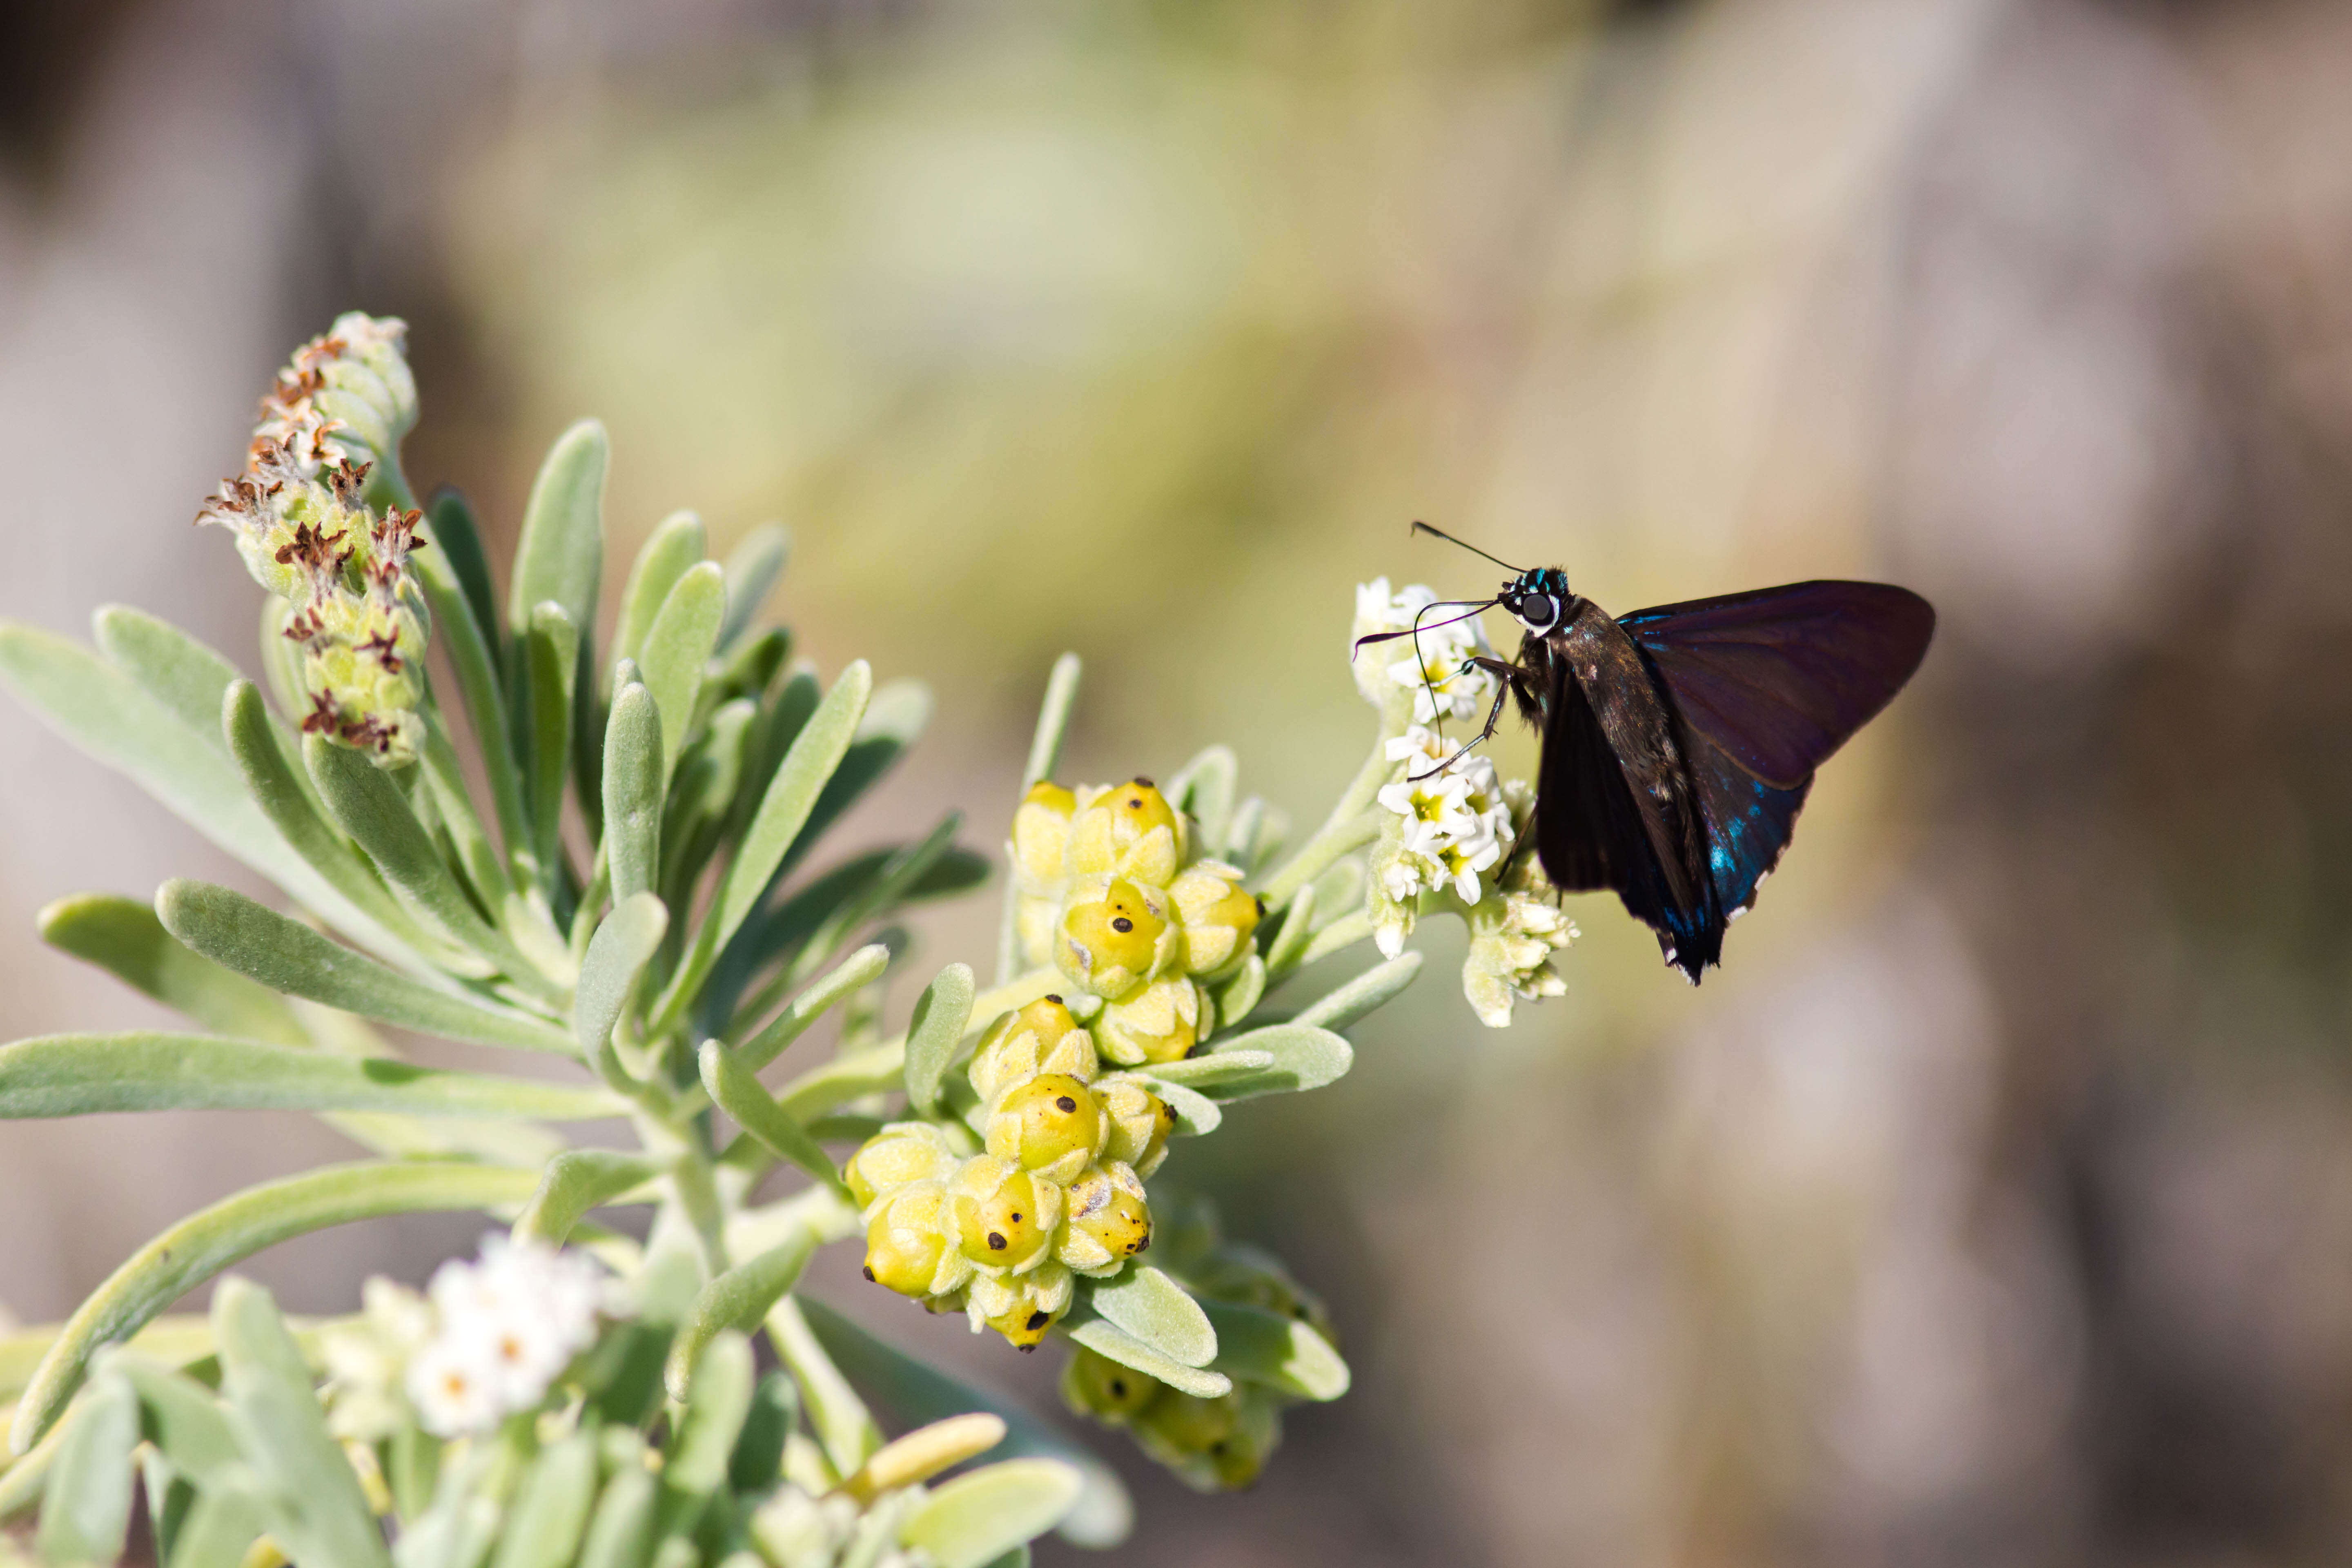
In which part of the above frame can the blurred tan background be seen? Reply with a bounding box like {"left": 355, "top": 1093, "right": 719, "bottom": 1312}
{"left": 7, "top": 0, "right": 2352, "bottom": 1562}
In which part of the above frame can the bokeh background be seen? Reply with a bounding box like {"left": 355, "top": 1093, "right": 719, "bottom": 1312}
{"left": 7, "top": 0, "right": 2352, "bottom": 1562}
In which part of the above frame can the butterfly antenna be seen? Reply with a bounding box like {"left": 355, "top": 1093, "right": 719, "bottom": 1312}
{"left": 1411, "top": 520, "right": 1522, "bottom": 574}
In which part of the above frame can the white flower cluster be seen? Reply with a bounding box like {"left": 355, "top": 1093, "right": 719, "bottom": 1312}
{"left": 1372, "top": 727, "right": 1517, "bottom": 949}
{"left": 1462, "top": 888, "right": 1577, "bottom": 1027}
{"left": 403, "top": 1235, "right": 608, "bottom": 1437}
{"left": 1351, "top": 577, "right": 1498, "bottom": 725}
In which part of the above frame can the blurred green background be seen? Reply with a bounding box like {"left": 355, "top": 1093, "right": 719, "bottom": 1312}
{"left": 7, "top": 0, "right": 2352, "bottom": 1562}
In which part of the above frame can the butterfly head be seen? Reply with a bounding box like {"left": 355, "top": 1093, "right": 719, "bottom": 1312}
{"left": 1499, "top": 566, "right": 1571, "bottom": 635}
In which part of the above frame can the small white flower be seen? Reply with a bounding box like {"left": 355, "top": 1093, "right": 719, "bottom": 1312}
{"left": 405, "top": 1332, "right": 504, "bottom": 1438}
{"left": 407, "top": 1234, "right": 609, "bottom": 1434}
{"left": 1462, "top": 889, "right": 1577, "bottom": 1027}
{"left": 1373, "top": 728, "right": 1514, "bottom": 907}
{"left": 1351, "top": 578, "right": 1497, "bottom": 722}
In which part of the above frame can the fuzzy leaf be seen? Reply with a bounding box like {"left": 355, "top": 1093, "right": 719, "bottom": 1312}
{"left": 91, "top": 606, "right": 243, "bottom": 757}
{"left": 1164, "top": 744, "right": 1237, "bottom": 850}
{"left": 108, "top": 1355, "right": 241, "bottom": 1481}
{"left": 513, "top": 1150, "right": 664, "bottom": 1246}
{"left": 9, "top": 1161, "right": 541, "bottom": 1455}
{"left": 899, "top": 1460, "right": 1082, "bottom": 1568}
{"left": 736, "top": 943, "right": 890, "bottom": 1073}
{"left": 665, "top": 1329, "right": 755, "bottom": 1499}
{"left": 1060, "top": 1314, "right": 1231, "bottom": 1401}
{"left": 416, "top": 501, "right": 529, "bottom": 861}
{"left": 1129, "top": 1049, "right": 1272, "bottom": 1089}
{"left": 1214, "top": 951, "right": 1267, "bottom": 1030}
{"left": 524, "top": 602, "right": 580, "bottom": 880}
{"left": 601, "top": 680, "right": 664, "bottom": 904}
{"left": 157, "top": 879, "right": 574, "bottom": 1053}
{"left": 665, "top": 1235, "right": 821, "bottom": 1401}
{"left": 902, "top": 962, "right": 975, "bottom": 1117}
{"left": 40, "top": 893, "right": 305, "bottom": 1046}
{"left": 575, "top": 892, "right": 667, "bottom": 1083}
{"left": 1198, "top": 1023, "right": 1354, "bottom": 1100}
{"left": 612, "top": 511, "right": 706, "bottom": 676}
{"left": 1085, "top": 1266, "right": 1216, "bottom": 1368}
{"left": 1022, "top": 654, "right": 1082, "bottom": 788}
{"left": 574, "top": 1466, "right": 656, "bottom": 1568}
{"left": 780, "top": 679, "right": 929, "bottom": 874}
{"left": 1292, "top": 952, "right": 1423, "bottom": 1032}
{"left": 1198, "top": 1298, "right": 1350, "bottom": 1401}
{"left": 638, "top": 561, "right": 726, "bottom": 786}
{"left": 764, "top": 1297, "right": 882, "bottom": 1479}
{"left": 490, "top": 1432, "right": 599, "bottom": 1568}
{"left": 1135, "top": 1077, "right": 1221, "bottom": 1135}
{"left": 1262, "top": 883, "right": 1317, "bottom": 975}
{"left": 507, "top": 419, "right": 607, "bottom": 639}
{"left": 35, "top": 1370, "right": 138, "bottom": 1566}
{"left": 717, "top": 526, "right": 789, "bottom": 651}
{"left": 425, "top": 489, "right": 505, "bottom": 674}
{"left": 699, "top": 1042, "right": 851, "bottom": 1199}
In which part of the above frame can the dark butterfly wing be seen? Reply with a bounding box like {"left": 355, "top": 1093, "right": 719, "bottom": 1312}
{"left": 1686, "top": 729, "right": 1811, "bottom": 923}
{"left": 1619, "top": 581, "right": 1933, "bottom": 789}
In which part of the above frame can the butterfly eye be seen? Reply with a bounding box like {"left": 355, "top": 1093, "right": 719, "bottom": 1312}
{"left": 1518, "top": 592, "right": 1558, "bottom": 631}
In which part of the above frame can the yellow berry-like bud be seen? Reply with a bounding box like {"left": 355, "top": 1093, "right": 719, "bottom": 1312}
{"left": 1062, "top": 1345, "right": 1163, "bottom": 1423}
{"left": 1067, "top": 779, "right": 1187, "bottom": 888}
{"left": 985, "top": 1074, "right": 1107, "bottom": 1185}
{"left": 968, "top": 1263, "right": 1074, "bottom": 1349}
{"left": 1133, "top": 1387, "right": 1282, "bottom": 1492}
{"left": 1057, "top": 1163, "right": 1152, "bottom": 1276}
{"left": 950, "top": 1157, "right": 1062, "bottom": 1271}
{"left": 1011, "top": 781, "right": 1077, "bottom": 895}
{"left": 1094, "top": 977, "right": 1203, "bottom": 1067}
{"left": 862, "top": 1185, "right": 953, "bottom": 1298}
{"left": 1169, "top": 862, "right": 1262, "bottom": 977}
{"left": 968, "top": 996, "right": 1098, "bottom": 1105}
{"left": 1057, "top": 878, "right": 1176, "bottom": 999}
{"left": 1096, "top": 1074, "right": 1176, "bottom": 1178}
{"left": 844, "top": 1121, "right": 961, "bottom": 1210}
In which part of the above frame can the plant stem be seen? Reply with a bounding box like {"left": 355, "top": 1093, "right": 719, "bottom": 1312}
{"left": 1256, "top": 734, "right": 1394, "bottom": 910}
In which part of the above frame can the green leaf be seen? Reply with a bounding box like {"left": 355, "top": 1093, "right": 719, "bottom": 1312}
{"left": 576, "top": 892, "right": 668, "bottom": 1084}
{"left": 664, "top": 1234, "right": 821, "bottom": 1401}
{"left": 1199, "top": 1024, "right": 1354, "bottom": 1100}
{"left": 664, "top": 1330, "right": 754, "bottom": 1500}
{"left": 9, "top": 1160, "right": 540, "bottom": 1454}
{"left": 0, "top": 1033, "right": 621, "bottom": 1121}
{"left": 426, "top": 489, "right": 505, "bottom": 675}
{"left": 736, "top": 943, "right": 890, "bottom": 1073}
{"left": 414, "top": 504, "right": 529, "bottom": 864}
{"left": 612, "top": 511, "right": 707, "bottom": 677}
{"left": 305, "top": 737, "right": 558, "bottom": 999}
{"left": 524, "top": 602, "right": 581, "bottom": 882}
{"left": 699, "top": 1042, "right": 851, "bottom": 1200}
{"left": 420, "top": 712, "right": 516, "bottom": 915}
{"left": 638, "top": 561, "right": 726, "bottom": 788}
{"left": 213, "top": 1278, "right": 391, "bottom": 1568}
{"left": 575, "top": 1466, "right": 657, "bottom": 1568}
{"left": 717, "top": 526, "right": 789, "bottom": 652}
{"left": 729, "top": 1370, "right": 797, "bottom": 1497}
{"left": 508, "top": 419, "right": 607, "bottom": 640}
{"left": 1213, "top": 951, "right": 1266, "bottom": 1030}
{"left": 1198, "top": 1298, "right": 1350, "bottom": 1401}
{"left": 490, "top": 1432, "right": 599, "bottom": 1568}
{"left": 1060, "top": 1314, "right": 1230, "bottom": 1401}
{"left": 221, "top": 681, "right": 448, "bottom": 971}
{"left": 784, "top": 679, "right": 929, "bottom": 867}
{"left": 157, "top": 880, "right": 574, "bottom": 1053}
{"left": 796, "top": 1300, "right": 1129, "bottom": 1549}
{"left": 35, "top": 1371, "right": 138, "bottom": 1566}
{"left": 0, "top": 625, "right": 380, "bottom": 947}
{"left": 39, "top": 894, "right": 305, "bottom": 1046}
{"left": 1164, "top": 744, "right": 1237, "bottom": 850}
{"left": 1131, "top": 1077, "right": 1221, "bottom": 1136}
{"left": 513, "top": 1150, "right": 664, "bottom": 1246}
{"left": 1129, "top": 1049, "right": 1272, "bottom": 1089}
{"left": 654, "top": 661, "right": 871, "bottom": 1030}
{"left": 108, "top": 1354, "right": 242, "bottom": 1481}
{"left": 898, "top": 1460, "right": 1084, "bottom": 1568}
{"left": 902, "top": 962, "right": 975, "bottom": 1117}
{"left": 1085, "top": 1266, "right": 1216, "bottom": 1368}
{"left": 602, "top": 680, "right": 664, "bottom": 904}
{"left": 163, "top": 1481, "right": 267, "bottom": 1568}
{"left": 1021, "top": 654, "right": 1081, "bottom": 788}
{"left": 785, "top": 817, "right": 967, "bottom": 990}
{"left": 772, "top": 1044, "right": 903, "bottom": 1124}
{"left": 1262, "top": 883, "right": 1317, "bottom": 975}
{"left": 1292, "top": 952, "right": 1423, "bottom": 1032}
{"left": 91, "top": 606, "right": 241, "bottom": 757}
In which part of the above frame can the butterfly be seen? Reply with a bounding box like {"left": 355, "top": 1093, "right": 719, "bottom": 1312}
{"left": 1360, "top": 524, "right": 1935, "bottom": 982}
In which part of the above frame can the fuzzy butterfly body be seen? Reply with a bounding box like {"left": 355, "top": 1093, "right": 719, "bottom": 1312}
{"left": 1372, "top": 537, "right": 1934, "bottom": 982}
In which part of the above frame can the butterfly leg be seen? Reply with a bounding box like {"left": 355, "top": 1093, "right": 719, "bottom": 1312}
{"left": 1408, "top": 657, "right": 1519, "bottom": 781}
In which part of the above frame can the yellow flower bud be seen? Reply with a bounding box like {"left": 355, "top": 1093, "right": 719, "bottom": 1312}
{"left": 844, "top": 1121, "right": 961, "bottom": 1210}
{"left": 985, "top": 1074, "right": 1107, "bottom": 1185}
{"left": 1169, "top": 862, "right": 1262, "bottom": 977}
{"left": 967, "top": 1263, "right": 1074, "bottom": 1349}
{"left": 1011, "top": 781, "right": 1076, "bottom": 895}
{"left": 950, "top": 1156, "right": 1062, "bottom": 1272}
{"left": 1062, "top": 1346, "right": 1163, "bottom": 1423}
{"left": 1056, "top": 878, "right": 1176, "bottom": 999}
{"left": 1094, "top": 977, "right": 1202, "bottom": 1067}
{"left": 967, "top": 996, "right": 1098, "bottom": 1105}
{"left": 1133, "top": 1387, "right": 1282, "bottom": 1492}
{"left": 1067, "top": 779, "right": 1186, "bottom": 887}
{"left": 1057, "top": 1163, "right": 1152, "bottom": 1276}
{"left": 862, "top": 1184, "right": 953, "bottom": 1299}
{"left": 1096, "top": 1074, "right": 1176, "bottom": 1179}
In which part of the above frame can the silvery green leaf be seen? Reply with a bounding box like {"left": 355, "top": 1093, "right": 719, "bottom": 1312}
{"left": 897, "top": 1460, "right": 1083, "bottom": 1568}
{"left": 664, "top": 1236, "right": 821, "bottom": 1402}
{"left": 664, "top": 1330, "right": 755, "bottom": 1501}
{"left": 161, "top": 1480, "right": 267, "bottom": 1568}
{"left": 1198, "top": 1023, "right": 1354, "bottom": 1100}
{"left": 1308, "top": 857, "right": 1366, "bottom": 931}
{"left": 796, "top": 1300, "right": 1130, "bottom": 1550}
{"left": 524, "top": 602, "right": 581, "bottom": 880}
{"left": 574, "top": 1466, "right": 657, "bottom": 1568}
{"left": 1061, "top": 1314, "right": 1230, "bottom": 1401}
{"left": 40, "top": 893, "right": 305, "bottom": 1047}
{"left": 736, "top": 943, "right": 890, "bottom": 1073}
{"left": 773, "top": 1044, "right": 904, "bottom": 1123}
{"left": 1132, "top": 1049, "right": 1272, "bottom": 1089}
{"left": 902, "top": 962, "right": 975, "bottom": 1116}
{"left": 1134, "top": 1077, "right": 1220, "bottom": 1135}
{"left": 0, "top": 1033, "right": 620, "bottom": 1120}
{"left": 1199, "top": 1297, "right": 1350, "bottom": 1401}
{"left": 107, "top": 1356, "right": 240, "bottom": 1482}
{"left": 779, "top": 679, "right": 930, "bottom": 879}
{"left": 157, "top": 880, "right": 574, "bottom": 1053}
{"left": 1164, "top": 744, "right": 1237, "bottom": 849}
{"left": 508, "top": 419, "right": 607, "bottom": 640}
{"left": 91, "top": 606, "right": 241, "bottom": 759}
{"left": 1220, "top": 797, "right": 1264, "bottom": 867}
{"left": 611, "top": 510, "right": 706, "bottom": 676}
{"left": 421, "top": 713, "right": 517, "bottom": 914}
{"left": 1292, "top": 952, "right": 1422, "bottom": 1032}
{"left": 717, "top": 525, "right": 789, "bottom": 652}
{"left": 1085, "top": 1266, "right": 1216, "bottom": 1368}
{"left": 602, "top": 681, "right": 664, "bottom": 904}
{"left": 575, "top": 893, "right": 668, "bottom": 1083}
{"left": 488, "top": 1431, "right": 599, "bottom": 1568}
{"left": 1022, "top": 654, "right": 1081, "bottom": 788}
{"left": 764, "top": 1296, "right": 882, "bottom": 1478}
{"left": 699, "top": 1041, "right": 851, "bottom": 1200}
{"left": 637, "top": 561, "right": 726, "bottom": 788}
{"left": 9, "top": 1160, "right": 539, "bottom": 1456}
{"left": 425, "top": 489, "right": 505, "bottom": 674}
{"left": 34, "top": 1370, "right": 138, "bottom": 1567}
{"left": 512, "top": 1149, "right": 664, "bottom": 1246}
{"left": 1214, "top": 951, "right": 1266, "bottom": 1031}
{"left": 1262, "top": 884, "right": 1316, "bottom": 976}
{"left": 416, "top": 504, "right": 530, "bottom": 860}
